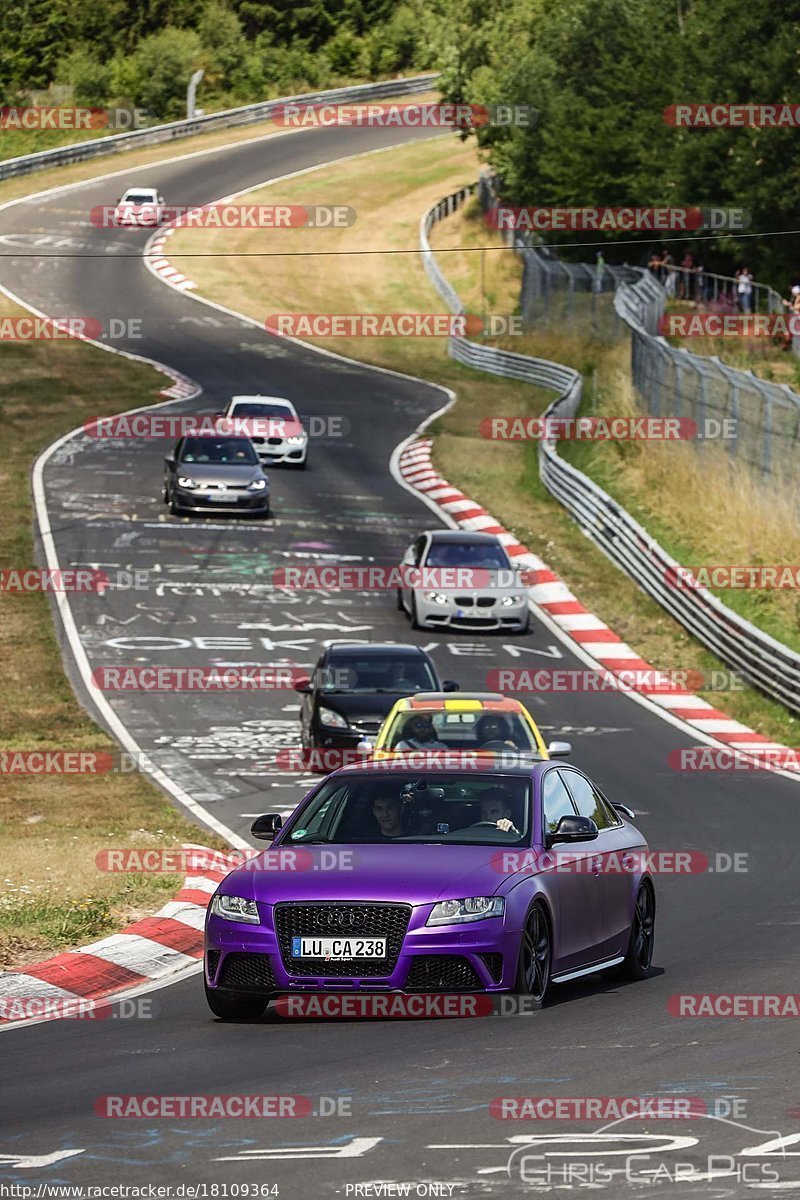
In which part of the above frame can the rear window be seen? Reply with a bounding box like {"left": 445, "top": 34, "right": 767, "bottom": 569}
{"left": 561, "top": 770, "right": 620, "bottom": 830}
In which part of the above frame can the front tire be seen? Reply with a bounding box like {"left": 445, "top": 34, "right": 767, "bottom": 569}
{"left": 205, "top": 982, "right": 267, "bottom": 1021}
{"left": 619, "top": 880, "right": 655, "bottom": 980}
{"left": 514, "top": 902, "right": 552, "bottom": 1009}
{"left": 409, "top": 593, "right": 421, "bottom": 630}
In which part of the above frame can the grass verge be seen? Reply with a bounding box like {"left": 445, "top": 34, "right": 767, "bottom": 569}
{"left": 169, "top": 135, "right": 800, "bottom": 747}
{"left": 0, "top": 296, "right": 228, "bottom": 970}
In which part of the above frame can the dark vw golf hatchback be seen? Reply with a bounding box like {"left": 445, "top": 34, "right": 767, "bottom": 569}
{"left": 297, "top": 642, "right": 458, "bottom": 755}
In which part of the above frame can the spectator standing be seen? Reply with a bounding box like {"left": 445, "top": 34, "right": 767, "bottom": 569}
{"left": 661, "top": 248, "right": 676, "bottom": 297}
{"left": 678, "top": 250, "right": 694, "bottom": 300}
{"left": 736, "top": 267, "right": 753, "bottom": 314}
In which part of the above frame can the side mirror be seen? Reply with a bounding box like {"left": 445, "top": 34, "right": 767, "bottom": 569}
{"left": 294, "top": 677, "right": 312, "bottom": 694}
{"left": 164, "top": 456, "right": 174, "bottom": 466}
{"left": 356, "top": 738, "right": 374, "bottom": 755}
{"left": 251, "top": 813, "right": 282, "bottom": 840}
{"left": 546, "top": 740, "right": 572, "bottom": 758}
{"left": 442, "top": 680, "right": 459, "bottom": 692}
{"left": 612, "top": 802, "right": 636, "bottom": 821}
{"left": 548, "top": 814, "right": 598, "bottom": 846}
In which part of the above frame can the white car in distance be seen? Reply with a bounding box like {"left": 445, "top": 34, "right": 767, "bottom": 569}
{"left": 218, "top": 395, "right": 309, "bottom": 469}
{"left": 113, "top": 185, "right": 165, "bottom": 227}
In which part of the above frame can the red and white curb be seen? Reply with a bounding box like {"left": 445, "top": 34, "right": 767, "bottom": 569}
{"left": 0, "top": 846, "right": 224, "bottom": 1025}
{"left": 398, "top": 437, "right": 788, "bottom": 758}
{"left": 146, "top": 226, "right": 197, "bottom": 292}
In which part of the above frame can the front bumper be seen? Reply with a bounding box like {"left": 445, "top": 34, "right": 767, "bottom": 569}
{"left": 173, "top": 486, "right": 270, "bottom": 514}
{"left": 414, "top": 591, "right": 528, "bottom": 630}
{"left": 205, "top": 909, "right": 518, "bottom": 994}
{"left": 253, "top": 440, "right": 307, "bottom": 465}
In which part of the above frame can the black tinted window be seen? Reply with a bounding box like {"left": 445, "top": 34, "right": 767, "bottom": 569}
{"left": 561, "top": 771, "right": 615, "bottom": 830}
{"left": 542, "top": 771, "right": 576, "bottom": 834}
{"left": 322, "top": 656, "right": 436, "bottom": 693}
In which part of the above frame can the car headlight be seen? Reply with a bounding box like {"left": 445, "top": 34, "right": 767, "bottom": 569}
{"left": 210, "top": 894, "right": 260, "bottom": 924}
{"left": 318, "top": 706, "right": 348, "bottom": 729}
{"left": 427, "top": 896, "right": 505, "bottom": 926}
{"left": 425, "top": 592, "right": 450, "bottom": 604}
{"left": 177, "top": 476, "right": 199, "bottom": 489}
{"left": 286, "top": 435, "right": 306, "bottom": 445}
{"left": 501, "top": 594, "right": 522, "bottom": 606}
{"left": 248, "top": 478, "right": 268, "bottom": 491}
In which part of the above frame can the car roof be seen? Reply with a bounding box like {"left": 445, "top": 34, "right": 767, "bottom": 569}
{"left": 424, "top": 530, "right": 503, "bottom": 544}
{"left": 326, "top": 642, "right": 430, "bottom": 658}
{"left": 396, "top": 692, "right": 523, "bottom": 711}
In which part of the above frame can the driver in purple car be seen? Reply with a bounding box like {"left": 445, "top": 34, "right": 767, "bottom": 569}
{"left": 372, "top": 793, "right": 406, "bottom": 839}
{"left": 479, "top": 786, "right": 520, "bottom": 835}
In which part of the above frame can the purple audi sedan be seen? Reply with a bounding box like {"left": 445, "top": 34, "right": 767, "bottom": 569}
{"left": 204, "top": 762, "right": 655, "bottom": 1019}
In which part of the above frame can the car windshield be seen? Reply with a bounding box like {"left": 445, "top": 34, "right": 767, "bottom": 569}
{"left": 229, "top": 402, "right": 295, "bottom": 418}
{"left": 122, "top": 193, "right": 157, "bottom": 204}
{"left": 282, "top": 772, "right": 531, "bottom": 845}
{"left": 179, "top": 437, "right": 258, "bottom": 465}
{"left": 319, "top": 656, "right": 437, "bottom": 693}
{"left": 386, "top": 709, "right": 539, "bottom": 753}
{"left": 425, "top": 541, "right": 509, "bottom": 570}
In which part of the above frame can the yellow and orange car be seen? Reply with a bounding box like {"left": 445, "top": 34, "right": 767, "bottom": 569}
{"left": 357, "top": 692, "right": 571, "bottom": 760}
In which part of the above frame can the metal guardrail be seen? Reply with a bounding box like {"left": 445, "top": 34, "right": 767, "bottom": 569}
{"left": 616, "top": 271, "right": 800, "bottom": 480}
{"left": 420, "top": 180, "right": 800, "bottom": 714}
{"left": 0, "top": 74, "right": 439, "bottom": 180}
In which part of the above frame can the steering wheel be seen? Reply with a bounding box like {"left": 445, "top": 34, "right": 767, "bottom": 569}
{"left": 479, "top": 739, "right": 515, "bottom": 751}
{"left": 469, "top": 820, "right": 504, "bottom": 828}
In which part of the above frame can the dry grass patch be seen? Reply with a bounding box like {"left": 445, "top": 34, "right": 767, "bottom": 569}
{"left": 0, "top": 292, "right": 227, "bottom": 969}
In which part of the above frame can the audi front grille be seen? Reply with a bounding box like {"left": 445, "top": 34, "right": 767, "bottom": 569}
{"left": 273, "top": 902, "right": 412, "bottom": 977}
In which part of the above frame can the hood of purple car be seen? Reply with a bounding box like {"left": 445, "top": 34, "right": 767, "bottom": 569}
{"left": 222, "top": 842, "right": 527, "bottom": 905}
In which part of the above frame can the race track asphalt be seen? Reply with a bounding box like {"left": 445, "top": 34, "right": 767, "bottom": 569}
{"left": 0, "top": 119, "right": 798, "bottom": 1195}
